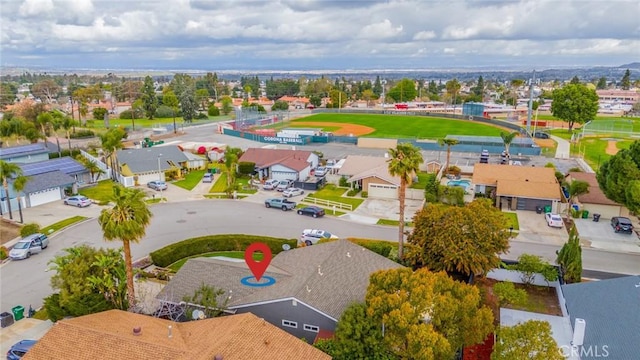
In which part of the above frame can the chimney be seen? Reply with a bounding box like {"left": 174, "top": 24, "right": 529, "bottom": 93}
{"left": 168, "top": 325, "right": 173, "bottom": 338}
{"left": 572, "top": 318, "right": 586, "bottom": 346}
{"left": 132, "top": 327, "right": 142, "bottom": 336}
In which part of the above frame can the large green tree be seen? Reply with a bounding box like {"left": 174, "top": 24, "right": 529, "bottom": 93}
{"left": 492, "top": 320, "right": 563, "bottom": 360}
{"left": 162, "top": 89, "right": 180, "bottom": 134}
{"left": 550, "top": 83, "right": 599, "bottom": 131}
{"left": 620, "top": 69, "right": 631, "bottom": 90}
{"left": 387, "top": 78, "right": 417, "bottom": 103}
{"left": 32, "top": 79, "right": 61, "bottom": 104}
{"left": 407, "top": 199, "right": 510, "bottom": 276}
{"left": 500, "top": 131, "right": 519, "bottom": 156}
{"left": 445, "top": 79, "right": 462, "bottom": 107}
{"left": 387, "top": 143, "right": 423, "bottom": 260}
{"left": 141, "top": 76, "right": 158, "bottom": 119}
{"left": 556, "top": 225, "right": 582, "bottom": 283}
{"left": 0, "top": 160, "right": 24, "bottom": 220}
{"left": 366, "top": 268, "right": 494, "bottom": 360}
{"left": 44, "top": 245, "right": 127, "bottom": 322}
{"left": 597, "top": 140, "right": 640, "bottom": 213}
{"left": 98, "top": 186, "right": 152, "bottom": 308}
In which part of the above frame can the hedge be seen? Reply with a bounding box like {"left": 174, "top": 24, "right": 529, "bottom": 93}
{"left": 150, "top": 234, "right": 298, "bottom": 268}
{"left": 318, "top": 237, "right": 394, "bottom": 258}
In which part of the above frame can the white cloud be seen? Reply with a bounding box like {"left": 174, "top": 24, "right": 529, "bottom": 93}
{"left": 19, "top": 0, "right": 54, "bottom": 17}
{"left": 358, "top": 19, "right": 403, "bottom": 40}
{"left": 413, "top": 31, "right": 436, "bottom": 41}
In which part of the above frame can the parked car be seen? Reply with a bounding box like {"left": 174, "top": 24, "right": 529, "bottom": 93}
{"left": 533, "top": 131, "right": 550, "bottom": 139}
{"left": 282, "top": 187, "right": 304, "bottom": 198}
{"left": 297, "top": 206, "right": 325, "bottom": 218}
{"left": 264, "top": 198, "right": 297, "bottom": 211}
{"left": 147, "top": 181, "right": 168, "bottom": 191}
{"left": 611, "top": 216, "right": 634, "bottom": 234}
{"left": 263, "top": 179, "right": 280, "bottom": 190}
{"left": 202, "top": 173, "right": 214, "bottom": 183}
{"left": 314, "top": 167, "right": 328, "bottom": 177}
{"left": 276, "top": 180, "right": 293, "bottom": 192}
{"left": 64, "top": 195, "right": 91, "bottom": 207}
{"left": 299, "top": 229, "right": 338, "bottom": 246}
{"left": 6, "top": 340, "right": 37, "bottom": 360}
{"left": 8, "top": 233, "right": 49, "bottom": 260}
{"left": 545, "top": 213, "right": 564, "bottom": 228}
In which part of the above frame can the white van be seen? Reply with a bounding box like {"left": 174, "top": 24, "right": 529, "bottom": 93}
{"left": 263, "top": 179, "right": 280, "bottom": 190}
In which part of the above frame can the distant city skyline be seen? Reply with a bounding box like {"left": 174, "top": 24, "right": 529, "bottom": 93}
{"left": 1, "top": 0, "right": 639, "bottom": 71}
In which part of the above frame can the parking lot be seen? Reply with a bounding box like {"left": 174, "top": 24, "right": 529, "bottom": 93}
{"left": 573, "top": 217, "right": 640, "bottom": 253}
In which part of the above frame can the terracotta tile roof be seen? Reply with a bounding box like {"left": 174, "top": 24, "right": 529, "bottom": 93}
{"left": 568, "top": 172, "right": 619, "bottom": 206}
{"left": 238, "top": 148, "right": 313, "bottom": 170}
{"left": 23, "top": 310, "right": 330, "bottom": 360}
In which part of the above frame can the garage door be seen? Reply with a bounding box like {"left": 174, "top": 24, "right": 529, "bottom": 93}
{"left": 368, "top": 183, "right": 398, "bottom": 199}
{"left": 271, "top": 171, "right": 297, "bottom": 182}
{"left": 29, "top": 187, "right": 62, "bottom": 207}
{"left": 516, "top": 198, "right": 552, "bottom": 212}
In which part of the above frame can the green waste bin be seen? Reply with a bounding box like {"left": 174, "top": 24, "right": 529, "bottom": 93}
{"left": 582, "top": 210, "right": 590, "bottom": 219}
{"left": 12, "top": 306, "right": 24, "bottom": 321}
{"left": 544, "top": 205, "right": 552, "bottom": 213}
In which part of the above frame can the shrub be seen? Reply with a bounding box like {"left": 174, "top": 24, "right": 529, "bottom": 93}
{"left": 0, "top": 246, "right": 8, "bottom": 260}
{"left": 318, "top": 238, "right": 394, "bottom": 258}
{"left": 92, "top": 107, "right": 108, "bottom": 120}
{"left": 150, "top": 234, "right": 298, "bottom": 268}
{"left": 493, "top": 281, "right": 528, "bottom": 307}
{"left": 119, "top": 108, "right": 145, "bottom": 119}
{"left": 544, "top": 162, "right": 556, "bottom": 169}
{"left": 439, "top": 185, "right": 464, "bottom": 206}
{"left": 346, "top": 188, "right": 361, "bottom": 196}
{"left": 237, "top": 162, "right": 255, "bottom": 175}
{"left": 361, "top": 191, "right": 368, "bottom": 198}
{"left": 424, "top": 173, "right": 439, "bottom": 203}
{"left": 155, "top": 105, "right": 176, "bottom": 118}
{"left": 271, "top": 100, "right": 289, "bottom": 111}
{"left": 568, "top": 167, "right": 582, "bottom": 173}
{"left": 338, "top": 176, "right": 349, "bottom": 187}
{"left": 20, "top": 223, "right": 41, "bottom": 237}
{"left": 49, "top": 149, "right": 81, "bottom": 159}
{"left": 69, "top": 130, "right": 95, "bottom": 139}
{"left": 447, "top": 166, "right": 461, "bottom": 176}
{"left": 196, "top": 112, "right": 209, "bottom": 119}
{"left": 208, "top": 104, "right": 220, "bottom": 116}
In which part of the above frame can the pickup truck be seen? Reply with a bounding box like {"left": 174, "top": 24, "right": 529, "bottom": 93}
{"left": 265, "top": 198, "right": 297, "bottom": 211}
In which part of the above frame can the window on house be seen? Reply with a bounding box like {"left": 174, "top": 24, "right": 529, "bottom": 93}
{"left": 282, "top": 320, "right": 298, "bottom": 328}
{"left": 303, "top": 324, "right": 319, "bottom": 333}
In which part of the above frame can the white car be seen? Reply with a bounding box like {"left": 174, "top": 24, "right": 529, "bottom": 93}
{"left": 282, "top": 187, "right": 304, "bottom": 198}
{"left": 314, "top": 167, "right": 328, "bottom": 177}
{"left": 299, "top": 229, "right": 339, "bottom": 246}
{"left": 64, "top": 195, "right": 91, "bottom": 207}
{"left": 545, "top": 213, "right": 564, "bottom": 228}
{"left": 263, "top": 179, "right": 280, "bottom": 190}
{"left": 276, "top": 180, "right": 293, "bottom": 192}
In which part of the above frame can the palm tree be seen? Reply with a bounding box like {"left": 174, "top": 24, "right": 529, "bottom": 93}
{"left": 568, "top": 180, "right": 589, "bottom": 216}
{"left": 61, "top": 116, "right": 77, "bottom": 151}
{"left": 500, "top": 131, "right": 519, "bottom": 156}
{"left": 78, "top": 157, "right": 105, "bottom": 183}
{"left": 98, "top": 186, "right": 152, "bottom": 308}
{"left": 438, "top": 138, "right": 459, "bottom": 176}
{"left": 387, "top": 143, "right": 423, "bottom": 260}
{"left": 0, "top": 160, "right": 24, "bottom": 220}
{"left": 12, "top": 175, "right": 29, "bottom": 223}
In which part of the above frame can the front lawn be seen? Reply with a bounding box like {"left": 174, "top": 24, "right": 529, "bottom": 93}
{"left": 307, "top": 184, "right": 364, "bottom": 209}
{"left": 502, "top": 212, "right": 519, "bottom": 231}
{"left": 377, "top": 219, "right": 414, "bottom": 227}
{"left": 167, "top": 251, "right": 263, "bottom": 272}
{"left": 79, "top": 180, "right": 117, "bottom": 203}
{"left": 41, "top": 216, "right": 88, "bottom": 234}
{"left": 409, "top": 172, "right": 429, "bottom": 189}
{"left": 173, "top": 169, "right": 206, "bottom": 190}
{"left": 210, "top": 172, "right": 228, "bottom": 193}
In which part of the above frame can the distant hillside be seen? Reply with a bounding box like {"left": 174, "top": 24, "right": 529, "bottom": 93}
{"left": 618, "top": 62, "right": 640, "bottom": 69}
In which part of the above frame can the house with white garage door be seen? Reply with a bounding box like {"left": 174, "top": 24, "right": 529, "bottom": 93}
{"left": 565, "top": 172, "right": 631, "bottom": 219}
{"left": 238, "top": 148, "right": 318, "bottom": 182}
{"left": 338, "top": 155, "right": 408, "bottom": 199}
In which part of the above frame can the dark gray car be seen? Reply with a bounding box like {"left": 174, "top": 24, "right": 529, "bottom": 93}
{"left": 611, "top": 217, "right": 634, "bottom": 234}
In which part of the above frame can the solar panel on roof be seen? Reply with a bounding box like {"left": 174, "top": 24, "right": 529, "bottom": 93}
{"left": 20, "top": 157, "right": 86, "bottom": 176}
{"left": 0, "top": 144, "right": 47, "bottom": 157}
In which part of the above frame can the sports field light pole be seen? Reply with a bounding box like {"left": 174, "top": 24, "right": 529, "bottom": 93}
{"left": 158, "top": 153, "right": 163, "bottom": 202}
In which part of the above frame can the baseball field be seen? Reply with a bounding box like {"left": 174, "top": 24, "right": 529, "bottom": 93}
{"left": 276, "top": 113, "right": 510, "bottom": 139}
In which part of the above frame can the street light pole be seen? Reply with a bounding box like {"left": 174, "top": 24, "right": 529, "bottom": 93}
{"left": 158, "top": 154, "right": 163, "bottom": 202}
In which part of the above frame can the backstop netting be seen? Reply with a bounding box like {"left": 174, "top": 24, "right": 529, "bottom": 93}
{"left": 581, "top": 120, "right": 636, "bottom": 137}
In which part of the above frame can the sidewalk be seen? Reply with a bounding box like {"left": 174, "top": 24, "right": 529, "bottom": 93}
{"left": 550, "top": 135, "right": 571, "bottom": 159}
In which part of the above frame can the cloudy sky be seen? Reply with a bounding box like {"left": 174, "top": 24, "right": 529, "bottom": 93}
{"left": 1, "top": 0, "right": 639, "bottom": 71}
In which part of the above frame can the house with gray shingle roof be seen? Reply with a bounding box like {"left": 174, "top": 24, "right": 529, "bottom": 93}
{"left": 157, "top": 239, "right": 404, "bottom": 342}
{"left": 116, "top": 146, "right": 190, "bottom": 187}
{"left": 238, "top": 148, "right": 319, "bottom": 182}
{"left": 561, "top": 275, "right": 640, "bottom": 359}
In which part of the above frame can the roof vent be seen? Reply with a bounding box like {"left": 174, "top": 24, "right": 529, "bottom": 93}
{"left": 214, "top": 355, "right": 224, "bottom": 360}
{"left": 168, "top": 325, "right": 173, "bottom": 338}
{"left": 132, "top": 327, "right": 142, "bottom": 336}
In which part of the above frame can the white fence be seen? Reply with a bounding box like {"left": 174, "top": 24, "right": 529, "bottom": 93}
{"left": 301, "top": 197, "right": 353, "bottom": 211}
{"left": 79, "top": 150, "right": 111, "bottom": 182}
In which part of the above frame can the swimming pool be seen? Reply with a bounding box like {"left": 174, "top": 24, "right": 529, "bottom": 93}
{"left": 447, "top": 179, "right": 472, "bottom": 191}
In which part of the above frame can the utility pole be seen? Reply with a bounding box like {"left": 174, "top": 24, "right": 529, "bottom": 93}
{"left": 526, "top": 70, "right": 536, "bottom": 135}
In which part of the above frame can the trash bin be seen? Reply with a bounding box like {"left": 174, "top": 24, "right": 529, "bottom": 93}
{"left": 544, "top": 205, "right": 552, "bottom": 213}
{"left": 0, "top": 312, "right": 14, "bottom": 328}
{"left": 593, "top": 213, "right": 601, "bottom": 222}
{"left": 582, "top": 210, "right": 590, "bottom": 219}
{"left": 11, "top": 306, "right": 24, "bottom": 321}
{"left": 536, "top": 206, "right": 543, "bottom": 214}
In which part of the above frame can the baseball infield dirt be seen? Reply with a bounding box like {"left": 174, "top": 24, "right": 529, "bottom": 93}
{"left": 605, "top": 140, "right": 619, "bottom": 155}
{"left": 291, "top": 121, "right": 375, "bottom": 136}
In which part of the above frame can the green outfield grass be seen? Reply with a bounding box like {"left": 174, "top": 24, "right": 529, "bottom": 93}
{"left": 285, "top": 113, "right": 507, "bottom": 139}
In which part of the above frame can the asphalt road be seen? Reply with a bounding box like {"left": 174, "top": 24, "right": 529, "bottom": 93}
{"left": 2, "top": 200, "right": 639, "bottom": 313}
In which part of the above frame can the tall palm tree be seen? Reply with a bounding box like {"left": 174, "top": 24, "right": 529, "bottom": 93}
{"left": 0, "top": 160, "right": 24, "bottom": 220}
{"left": 387, "top": 143, "right": 423, "bottom": 260}
{"left": 98, "top": 186, "right": 152, "bottom": 308}
{"left": 12, "top": 175, "right": 29, "bottom": 223}
{"left": 500, "top": 131, "right": 519, "bottom": 156}
{"left": 438, "top": 138, "right": 459, "bottom": 176}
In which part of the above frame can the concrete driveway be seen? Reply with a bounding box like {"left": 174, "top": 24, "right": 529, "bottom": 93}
{"left": 573, "top": 218, "right": 640, "bottom": 253}
{"left": 513, "top": 210, "right": 568, "bottom": 246}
